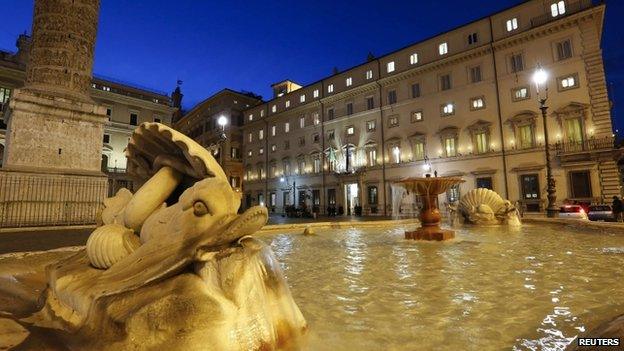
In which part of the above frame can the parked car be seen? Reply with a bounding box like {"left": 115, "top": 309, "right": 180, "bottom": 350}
{"left": 558, "top": 205, "right": 588, "bottom": 220}
{"left": 587, "top": 205, "right": 615, "bottom": 222}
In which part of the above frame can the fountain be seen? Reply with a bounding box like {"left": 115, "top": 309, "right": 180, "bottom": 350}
{"left": 396, "top": 175, "right": 464, "bottom": 241}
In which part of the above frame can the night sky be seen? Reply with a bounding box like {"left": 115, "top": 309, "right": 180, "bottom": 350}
{"left": 0, "top": 0, "right": 622, "bottom": 132}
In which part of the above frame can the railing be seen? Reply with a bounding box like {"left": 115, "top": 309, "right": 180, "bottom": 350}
{"left": 105, "top": 167, "right": 128, "bottom": 174}
{"left": 530, "top": 0, "right": 594, "bottom": 28}
{"left": 554, "top": 136, "right": 614, "bottom": 154}
{"left": 0, "top": 172, "right": 107, "bottom": 228}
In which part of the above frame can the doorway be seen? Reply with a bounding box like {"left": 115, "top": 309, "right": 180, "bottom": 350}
{"left": 344, "top": 182, "right": 360, "bottom": 215}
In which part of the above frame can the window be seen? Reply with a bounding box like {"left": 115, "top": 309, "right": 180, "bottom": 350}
{"left": 231, "top": 147, "right": 240, "bottom": 159}
{"left": 510, "top": 54, "right": 524, "bottom": 73}
{"left": 470, "top": 97, "right": 485, "bottom": 110}
{"left": 411, "top": 83, "right": 421, "bottom": 98}
{"left": 470, "top": 66, "right": 482, "bottom": 83}
{"left": 346, "top": 126, "right": 355, "bottom": 135}
{"left": 0, "top": 87, "right": 11, "bottom": 112}
{"left": 130, "top": 113, "right": 138, "bottom": 125}
{"left": 411, "top": 110, "right": 423, "bottom": 123}
{"left": 441, "top": 103, "right": 455, "bottom": 116}
{"left": 285, "top": 100, "right": 290, "bottom": 108}
{"left": 440, "top": 74, "right": 452, "bottom": 91}
{"left": 271, "top": 125, "right": 276, "bottom": 136}
{"left": 444, "top": 137, "right": 457, "bottom": 157}
{"left": 410, "top": 53, "right": 418, "bottom": 65}
{"left": 230, "top": 176, "right": 240, "bottom": 188}
{"left": 343, "top": 102, "right": 352, "bottom": 115}
{"left": 346, "top": 77, "right": 353, "bottom": 86}
{"left": 521, "top": 174, "right": 540, "bottom": 199}
{"left": 368, "top": 148, "right": 377, "bottom": 166}
{"left": 284, "top": 140, "right": 290, "bottom": 150}
{"left": 556, "top": 39, "right": 572, "bottom": 61}
{"left": 299, "top": 136, "right": 305, "bottom": 146}
{"left": 103, "top": 134, "right": 110, "bottom": 144}
{"left": 447, "top": 185, "right": 460, "bottom": 202}
{"left": 468, "top": 32, "right": 478, "bottom": 45}
{"left": 518, "top": 124, "right": 534, "bottom": 149}
{"left": 551, "top": 1, "right": 566, "bottom": 17}
{"left": 313, "top": 133, "right": 320, "bottom": 143}
{"left": 327, "top": 189, "right": 336, "bottom": 206}
{"left": 327, "top": 84, "right": 334, "bottom": 93}
{"left": 313, "top": 89, "right": 319, "bottom": 98}
{"left": 387, "top": 61, "right": 395, "bottom": 73}
{"left": 248, "top": 150, "right": 253, "bottom": 157}
{"left": 368, "top": 186, "right": 378, "bottom": 205}
{"left": 328, "top": 108, "right": 335, "bottom": 120}
{"left": 283, "top": 161, "right": 291, "bottom": 175}
{"left": 259, "top": 129, "right": 264, "bottom": 140}
{"left": 512, "top": 87, "right": 530, "bottom": 101}
{"left": 271, "top": 144, "right": 276, "bottom": 152}
{"left": 248, "top": 132, "right": 253, "bottom": 143}
{"left": 559, "top": 74, "right": 578, "bottom": 91}
{"left": 299, "top": 116, "right": 305, "bottom": 128}
{"left": 312, "top": 113, "right": 320, "bottom": 125}
{"left": 475, "top": 132, "right": 488, "bottom": 154}
{"left": 313, "top": 157, "right": 321, "bottom": 173}
{"left": 388, "top": 115, "right": 399, "bottom": 128}
{"left": 570, "top": 171, "right": 592, "bottom": 198}
{"left": 506, "top": 18, "right": 518, "bottom": 32}
{"left": 248, "top": 114, "right": 254, "bottom": 121}
{"left": 439, "top": 42, "right": 448, "bottom": 55}
{"left": 284, "top": 122, "right": 290, "bottom": 133}
{"left": 328, "top": 130, "right": 335, "bottom": 140}
{"left": 366, "top": 96, "right": 374, "bottom": 110}
{"left": 391, "top": 145, "right": 401, "bottom": 164}
{"left": 387, "top": 90, "right": 397, "bottom": 104}
{"left": 367, "top": 120, "right": 376, "bottom": 132}
{"left": 476, "top": 177, "right": 493, "bottom": 190}
{"left": 413, "top": 142, "right": 425, "bottom": 160}
{"left": 564, "top": 117, "right": 583, "bottom": 143}
{"left": 366, "top": 70, "right": 373, "bottom": 80}
{"left": 259, "top": 147, "right": 264, "bottom": 155}
{"left": 271, "top": 105, "right": 277, "bottom": 113}
{"left": 300, "top": 94, "right": 306, "bottom": 103}
{"left": 105, "top": 107, "right": 112, "bottom": 118}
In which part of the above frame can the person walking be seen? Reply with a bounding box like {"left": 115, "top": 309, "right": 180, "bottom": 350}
{"left": 612, "top": 196, "right": 623, "bottom": 222}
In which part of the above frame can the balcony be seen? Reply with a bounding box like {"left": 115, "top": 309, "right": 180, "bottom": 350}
{"left": 554, "top": 136, "right": 615, "bottom": 155}
{"left": 530, "top": 0, "right": 594, "bottom": 28}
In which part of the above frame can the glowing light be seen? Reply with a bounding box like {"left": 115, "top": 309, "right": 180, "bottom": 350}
{"left": 280, "top": 177, "right": 285, "bottom": 182}
{"left": 422, "top": 163, "right": 431, "bottom": 171}
{"left": 532, "top": 68, "right": 548, "bottom": 86}
{"left": 217, "top": 115, "right": 228, "bottom": 127}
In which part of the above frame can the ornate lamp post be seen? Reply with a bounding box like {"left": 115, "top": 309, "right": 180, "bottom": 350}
{"left": 532, "top": 65, "right": 558, "bottom": 218}
{"left": 217, "top": 115, "right": 228, "bottom": 166}
{"left": 280, "top": 176, "right": 296, "bottom": 207}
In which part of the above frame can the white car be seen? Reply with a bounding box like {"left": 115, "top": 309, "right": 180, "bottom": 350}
{"left": 558, "top": 205, "right": 588, "bottom": 220}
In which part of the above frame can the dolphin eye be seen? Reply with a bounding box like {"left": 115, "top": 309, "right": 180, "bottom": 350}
{"left": 193, "top": 200, "right": 210, "bottom": 216}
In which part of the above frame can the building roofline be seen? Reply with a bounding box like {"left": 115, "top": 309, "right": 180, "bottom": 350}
{"left": 180, "top": 88, "right": 263, "bottom": 121}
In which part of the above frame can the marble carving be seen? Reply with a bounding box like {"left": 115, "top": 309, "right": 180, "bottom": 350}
{"left": 458, "top": 188, "right": 521, "bottom": 226}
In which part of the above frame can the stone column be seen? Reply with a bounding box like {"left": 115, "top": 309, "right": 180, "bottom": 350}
{"left": 0, "top": 0, "right": 108, "bottom": 227}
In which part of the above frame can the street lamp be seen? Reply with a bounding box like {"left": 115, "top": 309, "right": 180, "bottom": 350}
{"left": 280, "top": 176, "right": 296, "bottom": 207}
{"left": 216, "top": 115, "right": 228, "bottom": 166}
{"left": 532, "top": 65, "right": 558, "bottom": 218}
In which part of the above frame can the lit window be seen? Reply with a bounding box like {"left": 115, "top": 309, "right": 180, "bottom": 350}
{"left": 368, "top": 149, "right": 377, "bottom": 167}
{"left": 285, "top": 100, "right": 290, "bottom": 108}
{"left": 410, "top": 53, "right": 418, "bottom": 65}
{"left": 248, "top": 132, "right": 253, "bottom": 142}
{"left": 444, "top": 137, "right": 456, "bottom": 157}
{"left": 284, "top": 122, "right": 290, "bottom": 133}
{"left": 248, "top": 150, "right": 253, "bottom": 157}
{"left": 506, "top": 18, "right": 518, "bottom": 32}
{"left": 260, "top": 110, "right": 265, "bottom": 117}
{"left": 367, "top": 120, "right": 376, "bottom": 131}
{"left": 259, "top": 129, "right": 264, "bottom": 140}
{"left": 300, "top": 94, "right": 306, "bottom": 103}
{"left": 346, "top": 77, "right": 353, "bottom": 86}
{"left": 366, "top": 70, "right": 373, "bottom": 80}
{"left": 346, "top": 126, "right": 355, "bottom": 135}
{"left": 387, "top": 61, "right": 395, "bottom": 73}
{"left": 259, "top": 147, "right": 264, "bottom": 155}
{"left": 313, "top": 113, "right": 320, "bottom": 125}
{"left": 560, "top": 74, "right": 577, "bottom": 90}
{"left": 327, "top": 84, "right": 334, "bottom": 93}
{"left": 411, "top": 111, "right": 423, "bottom": 122}
{"left": 248, "top": 114, "right": 254, "bottom": 121}
{"left": 271, "top": 125, "right": 276, "bottom": 136}
{"left": 442, "top": 103, "right": 455, "bottom": 116}
{"left": 299, "top": 116, "right": 305, "bottom": 128}
{"left": 392, "top": 146, "right": 401, "bottom": 163}
{"left": 471, "top": 97, "right": 485, "bottom": 110}
{"left": 439, "top": 42, "right": 448, "bottom": 55}
{"left": 271, "top": 105, "right": 276, "bottom": 113}
{"left": 313, "top": 157, "right": 321, "bottom": 173}
{"left": 551, "top": 1, "right": 566, "bottom": 17}
{"left": 512, "top": 87, "right": 529, "bottom": 101}
{"left": 389, "top": 115, "right": 399, "bottom": 128}
{"left": 475, "top": 132, "right": 488, "bottom": 154}
{"left": 271, "top": 144, "right": 276, "bottom": 152}
{"left": 313, "top": 89, "right": 319, "bottom": 98}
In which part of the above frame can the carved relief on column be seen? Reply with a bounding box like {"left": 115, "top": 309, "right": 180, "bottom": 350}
{"left": 25, "top": 0, "right": 100, "bottom": 101}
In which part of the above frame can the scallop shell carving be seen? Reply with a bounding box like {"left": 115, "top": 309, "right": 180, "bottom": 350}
{"left": 86, "top": 224, "right": 141, "bottom": 269}
{"left": 458, "top": 188, "right": 505, "bottom": 215}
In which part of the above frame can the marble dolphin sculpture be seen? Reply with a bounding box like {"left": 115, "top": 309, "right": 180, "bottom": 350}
{"left": 33, "top": 123, "right": 307, "bottom": 350}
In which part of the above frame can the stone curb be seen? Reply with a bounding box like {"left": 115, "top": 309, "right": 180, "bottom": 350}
{"left": 0, "top": 225, "right": 96, "bottom": 234}
{"left": 259, "top": 218, "right": 420, "bottom": 233}
{"left": 522, "top": 217, "right": 624, "bottom": 234}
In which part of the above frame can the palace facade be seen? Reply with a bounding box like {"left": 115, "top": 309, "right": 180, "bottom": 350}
{"left": 241, "top": 0, "right": 619, "bottom": 215}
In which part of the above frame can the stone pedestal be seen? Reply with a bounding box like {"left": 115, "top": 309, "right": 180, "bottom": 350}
{"left": 405, "top": 196, "right": 455, "bottom": 241}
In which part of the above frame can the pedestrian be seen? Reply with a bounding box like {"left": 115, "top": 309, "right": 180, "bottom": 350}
{"left": 612, "top": 196, "right": 623, "bottom": 222}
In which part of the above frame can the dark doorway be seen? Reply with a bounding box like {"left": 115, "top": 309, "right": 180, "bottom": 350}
{"left": 569, "top": 171, "right": 592, "bottom": 198}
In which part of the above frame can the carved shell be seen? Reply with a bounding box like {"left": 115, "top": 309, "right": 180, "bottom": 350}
{"left": 458, "top": 188, "right": 506, "bottom": 215}
{"left": 86, "top": 224, "right": 141, "bottom": 269}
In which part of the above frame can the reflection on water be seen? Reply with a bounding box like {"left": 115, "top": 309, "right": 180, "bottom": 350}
{"left": 264, "top": 224, "right": 624, "bottom": 351}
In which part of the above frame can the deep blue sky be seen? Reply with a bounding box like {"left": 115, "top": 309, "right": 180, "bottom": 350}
{"left": 0, "top": 0, "right": 622, "bottom": 131}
